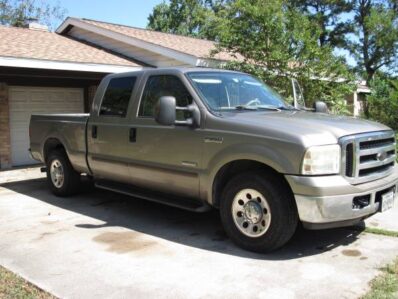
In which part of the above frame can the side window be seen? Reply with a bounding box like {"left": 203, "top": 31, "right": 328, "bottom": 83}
{"left": 99, "top": 76, "right": 136, "bottom": 117}
{"left": 138, "top": 75, "right": 193, "bottom": 118}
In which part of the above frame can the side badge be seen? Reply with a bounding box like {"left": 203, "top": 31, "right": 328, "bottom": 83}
{"left": 204, "top": 137, "right": 223, "bottom": 144}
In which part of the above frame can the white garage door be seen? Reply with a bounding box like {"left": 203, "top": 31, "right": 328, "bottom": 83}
{"left": 9, "top": 86, "right": 84, "bottom": 166}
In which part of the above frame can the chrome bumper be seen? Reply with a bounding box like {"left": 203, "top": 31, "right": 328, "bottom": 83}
{"left": 285, "top": 166, "right": 398, "bottom": 229}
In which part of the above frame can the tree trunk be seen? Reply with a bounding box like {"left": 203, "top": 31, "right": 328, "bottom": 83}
{"left": 366, "top": 68, "right": 375, "bottom": 85}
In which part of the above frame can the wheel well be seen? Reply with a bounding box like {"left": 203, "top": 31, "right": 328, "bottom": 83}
{"left": 212, "top": 160, "right": 292, "bottom": 208}
{"left": 43, "top": 138, "right": 65, "bottom": 163}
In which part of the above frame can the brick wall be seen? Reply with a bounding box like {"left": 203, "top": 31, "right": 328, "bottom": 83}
{"left": 0, "top": 82, "right": 11, "bottom": 169}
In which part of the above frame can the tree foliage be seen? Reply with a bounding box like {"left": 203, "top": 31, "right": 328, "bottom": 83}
{"left": 346, "top": 0, "right": 398, "bottom": 83}
{"left": 289, "top": 0, "right": 398, "bottom": 83}
{"left": 365, "top": 75, "right": 398, "bottom": 130}
{"left": 148, "top": 0, "right": 214, "bottom": 39}
{"left": 0, "top": 0, "right": 66, "bottom": 30}
{"left": 147, "top": 0, "right": 233, "bottom": 40}
{"left": 291, "top": 0, "right": 352, "bottom": 47}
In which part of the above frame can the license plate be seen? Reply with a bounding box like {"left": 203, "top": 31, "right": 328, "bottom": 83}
{"left": 381, "top": 191, "right": 395, "bottom": 213}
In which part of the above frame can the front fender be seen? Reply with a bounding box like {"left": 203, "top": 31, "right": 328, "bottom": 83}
{"left": 200, "top": 141, "right": 304, "bottom": 204}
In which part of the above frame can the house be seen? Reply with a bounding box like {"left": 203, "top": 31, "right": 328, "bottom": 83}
{"left": 0, "top": 18, "right": 225, "bottom": 169}
{"left": 347, "top": 80, "right": 371, "bottom": 116}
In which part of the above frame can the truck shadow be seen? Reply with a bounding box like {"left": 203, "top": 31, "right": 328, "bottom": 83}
{"left": 1, "top": 178, "right": 365, "bottom": 260}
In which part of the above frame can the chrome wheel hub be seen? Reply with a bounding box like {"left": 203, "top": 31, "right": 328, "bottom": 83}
{"left": 50, "top": 159, "right": 64, "bottom": 189}
{"left": 232, "top": 188, "right": 271, "bottom": 238}
{"left": 244, "top": 201, "right": 262, "bottom": 223}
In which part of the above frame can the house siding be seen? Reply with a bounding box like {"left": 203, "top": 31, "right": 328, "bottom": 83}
{"left": 0, "top": 82, "right": 11, "bottom": 169}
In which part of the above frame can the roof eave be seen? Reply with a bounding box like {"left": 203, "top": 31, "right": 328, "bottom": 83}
{"left": 0, "top": 56, "right": 144, "bottom": 73}
{"left": 56, "top": 17, "right": 214, "bottom": 67}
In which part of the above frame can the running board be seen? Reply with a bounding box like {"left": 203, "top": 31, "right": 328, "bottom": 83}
{"left": 95, "top": 180, "right": 211, "bottom": 213}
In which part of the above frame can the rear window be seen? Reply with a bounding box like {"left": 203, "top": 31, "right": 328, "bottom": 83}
{"left": 100, "top": 77, "right": 136, "bottom": 117}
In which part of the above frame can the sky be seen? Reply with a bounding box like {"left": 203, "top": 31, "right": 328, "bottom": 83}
{"left": 51, "top": 0, "right": 164, "bottom": 29}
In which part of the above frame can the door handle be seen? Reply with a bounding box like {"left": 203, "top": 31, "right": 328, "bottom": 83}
{"left": 129, "top": 128, "right": 136, "bottom": 143}
{"left": 92, "top": 125, "right": 97, "bottom": 139}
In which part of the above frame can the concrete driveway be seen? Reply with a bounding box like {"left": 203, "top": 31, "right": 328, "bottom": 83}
{"left": 1, "top": 168, "right": 398, "bottom": 299}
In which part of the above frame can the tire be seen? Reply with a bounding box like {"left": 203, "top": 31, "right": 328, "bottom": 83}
{"left": 220, "top": 171, "right": 298, "bottom": 253}
{"left": 46, "top": 149, "right": 81, "bottom": 196}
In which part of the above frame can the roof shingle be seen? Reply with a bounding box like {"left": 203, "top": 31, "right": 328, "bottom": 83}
{"left": 0, "top": 25, "right": 142, "bottom": 66}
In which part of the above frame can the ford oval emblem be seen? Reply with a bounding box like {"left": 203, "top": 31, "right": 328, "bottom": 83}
{"left": 377, "top": 151, "right": 387, "bottom": 162}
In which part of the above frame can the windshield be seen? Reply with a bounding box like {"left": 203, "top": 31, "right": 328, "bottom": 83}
{"left": 187, "top": 72, "right": 288, "bottom": 111}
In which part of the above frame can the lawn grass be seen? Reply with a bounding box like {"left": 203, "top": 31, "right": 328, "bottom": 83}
{"left": 364, "top": 227, "right": 398, "bottom": 238}
{"left": 0, "top": 265, "right": 54, "bottom": 299}
{"left": 363, "top": 259, "right": 398, "bottom": 299}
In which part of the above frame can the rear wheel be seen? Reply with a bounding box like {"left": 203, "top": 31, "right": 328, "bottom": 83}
{"left": 46, "top": 150, "right": 81, "bottom": 196}
{"left": 220, "top": 171, "right": 298, "bottom": 252}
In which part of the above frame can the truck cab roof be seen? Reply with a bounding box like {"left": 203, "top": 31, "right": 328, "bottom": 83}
{"left": 106, "top": 67, "right": 245, "bottom": 79}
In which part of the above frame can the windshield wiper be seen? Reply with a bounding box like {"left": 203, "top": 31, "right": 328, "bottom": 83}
{"left": 234, "top": 105, "right": 258, "bottom": 111}
{"left": 234, "top": 104, "right": 287, "bottom": 111}
{"left": 256, "top": 105, "right": 281, "bottom": 111}
{"left": 278, "top": 105, "right": 299, "bottom": 111}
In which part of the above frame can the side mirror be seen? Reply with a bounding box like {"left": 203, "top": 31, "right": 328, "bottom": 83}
{"left": 313, "top": 101, "right": 328, "bottom": 113}
{"left": 155, "top": 96, "right": 176, "bottom": 126}
{"left": 155, "top": 96, "right": 201, "bottom": 127}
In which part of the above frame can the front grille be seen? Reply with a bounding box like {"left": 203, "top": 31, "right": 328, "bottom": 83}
{"left": 341, "top": 131, "right": 396, "bottom": 184}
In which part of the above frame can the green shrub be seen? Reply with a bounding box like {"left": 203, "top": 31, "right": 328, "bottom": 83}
{"left": 365, "top": 77, "right": 398, "bottom": 131}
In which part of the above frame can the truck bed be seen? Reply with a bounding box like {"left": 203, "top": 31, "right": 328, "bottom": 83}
{"left": 29, "top": 114, "right": 90, "bottom": 173}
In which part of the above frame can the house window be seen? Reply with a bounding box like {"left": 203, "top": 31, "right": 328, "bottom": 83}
{"left": 100, "top": 77, "right": 136, "bottom": 117}
{"left": 138, "top": 75, "right": 193, "bottom": 118}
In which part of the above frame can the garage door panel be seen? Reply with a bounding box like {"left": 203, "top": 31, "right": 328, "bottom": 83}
{"left": 11, "top": 91, "right": 28, "bottom": 102}
{"left": 9, "top": 86, "right": 84, "bottom": 166}
{"left": 30, "top": 92, "right": 48, "bottom": 103}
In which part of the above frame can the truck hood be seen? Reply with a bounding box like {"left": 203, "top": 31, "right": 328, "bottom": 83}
{"left": 221, "top": 110, "right": 391, "bottom": 146}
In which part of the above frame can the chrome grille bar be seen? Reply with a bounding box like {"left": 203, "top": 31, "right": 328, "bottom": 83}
{"left": 359, "top": 144, "right": 396, "bottom": 156}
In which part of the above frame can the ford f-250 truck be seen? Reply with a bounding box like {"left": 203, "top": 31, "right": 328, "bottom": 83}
{"left": 29, "top": 68, "right": 397, "bottom": 252}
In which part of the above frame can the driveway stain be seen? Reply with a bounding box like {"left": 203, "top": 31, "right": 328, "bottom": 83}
{"left": 93, "top": 232, "right": 156, "bottom": 254}
{"left": 360, "top": 256, "right": 368, "bottom": 260}
{"left": 342, "top": 249, "right": 362, "bottom": 257}
{"left": 34, "top": 232, "right": 56, "bottom": 241}
{"left": 33, "top": 228, "right": 69, "bottom": 241}
{"left": 41, "top": 220, "right": 59, "bottom": 225}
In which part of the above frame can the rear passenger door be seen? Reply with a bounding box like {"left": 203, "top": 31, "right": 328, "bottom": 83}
{"left": 87, "top": 75, "right": 138, "bottom": 183}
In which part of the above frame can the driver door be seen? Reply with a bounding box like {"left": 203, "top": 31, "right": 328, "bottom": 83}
{"left": 128, "top": 73, "right": 204, "bottom": 199}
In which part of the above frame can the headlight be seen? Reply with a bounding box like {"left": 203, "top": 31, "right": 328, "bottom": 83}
{"left": 301, "top": 144, "right": 341, "bottom": 175}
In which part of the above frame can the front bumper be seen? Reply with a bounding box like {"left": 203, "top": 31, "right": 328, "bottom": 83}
{"left": 285, "top": 166, "right": 398, "bottom": 229}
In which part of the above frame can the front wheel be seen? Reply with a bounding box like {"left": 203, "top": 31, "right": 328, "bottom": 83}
{"left": 220, "top": 171, "right": 298, "bottom": 253}
{"left": 46, "top": 150, "right": 81, "bottom": 196}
